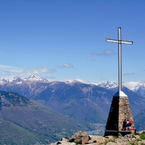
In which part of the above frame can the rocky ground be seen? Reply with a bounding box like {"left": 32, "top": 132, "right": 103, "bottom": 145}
{"left": 50, "top": 131, "right": 145, "bottom": 145}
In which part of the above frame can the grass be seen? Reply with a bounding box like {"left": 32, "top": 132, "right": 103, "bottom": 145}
{"left": 75, "top": 141, "right": 80, "bottom": 145}
{"left": 113, "top": 136, "right": 119, "bottom": 139}
{"left": 135, "top": 133, "right": 145, "bottom": 140}
{"left": 101, "top": 140, "right": 116, "bottom": 145}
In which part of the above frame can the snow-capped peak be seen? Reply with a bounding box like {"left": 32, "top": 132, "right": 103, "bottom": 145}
{"left": 0, "top": 78, "right": 9, "bottom": 85}
{"left": 64, "top": 79, "right": 91, "bottom": 85}
{"left": 13, "top": 76, "right": 24, "bottom": 82}
{"left": 97, "top": 81, "right": 118, "bottom": 89}
{"left": 23, "top": 75, "right": 48, "bottom": 82}
{"left": 0, "top": 75, "right": 49, "bottom": 85}
{"left": 123, "top": 81, "right": 145, "bottom": 91}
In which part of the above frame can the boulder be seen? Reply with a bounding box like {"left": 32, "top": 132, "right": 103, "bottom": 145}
{"left": 115, "top": 134, "right": 141, "bottom": 145}
{"left": 69, "top": 131, "right": 90, "bottom": 144}
{"left": 105, "top": 135, "right": 115, "bottom": 141}
{"left": 105, "top": 142, "right": 117, "bottom": 145}
{"left": 60, "top": 138, "right": 69, "bottom": 142}
{"left": 122, "top": 134, "right": 140, "bottom": 141}
{"left": 50, "top": 131, "right": 145, "bottom": 145}
{"left": 50, "top": 141, "right": 76, "bottom": 145}
{"left": 88, "top": 135, "right": 106, "bottom": 143}
{"left": 137, "top": 130, "right": 145, "bottom": 134}
{"left": 137, "top": 140, "right": 145, "bottom": 144}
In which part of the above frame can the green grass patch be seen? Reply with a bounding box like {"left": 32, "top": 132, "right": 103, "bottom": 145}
{"left": 136, "top": 133, "right": 145, "bottom": 140}
{"left": 113, "top": 136, "right": 119, "bottom": 139}
{"left": 75, "top": 141, "right": 80, "bottom": 145}
{"left": 103, "top": 140, "right": 116, "bottom": 145}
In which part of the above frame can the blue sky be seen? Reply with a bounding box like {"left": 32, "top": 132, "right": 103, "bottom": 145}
{"left": 0, "top": 0, "right": 145, "bottom": 83}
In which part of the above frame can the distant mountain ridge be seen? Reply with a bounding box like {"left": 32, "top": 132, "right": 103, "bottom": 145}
{"left": 0, "top": 75, "right": 145, "bottom": 123}
{"left": 1, "top": 75, "right": 145, "bottom": 92}
{"left": 97, "top": 80, "right": 145, "bottom": 97}
{"left": 97, "top": 81, "right": 118, "bottom": 89}
{"left": 0, "top": 75, "right": 48, "bottom": 84}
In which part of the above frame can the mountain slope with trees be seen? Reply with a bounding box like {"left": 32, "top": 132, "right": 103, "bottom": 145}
{"left": 0, "top": 91, "right": 93, "bottom": 144}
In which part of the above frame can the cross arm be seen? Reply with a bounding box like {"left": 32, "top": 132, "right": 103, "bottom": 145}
{"left": 106, "top": 38, "right": 133, "bottom": 45}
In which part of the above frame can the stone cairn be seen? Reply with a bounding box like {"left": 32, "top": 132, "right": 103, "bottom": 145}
{"left": 104, "top": 91, "right": 136, "bottom": 136}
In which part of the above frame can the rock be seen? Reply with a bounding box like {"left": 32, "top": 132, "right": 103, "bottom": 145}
{"left": 49, "top": 142, "right": 59, "bottom": 145}
{"left": 106, "top": 142, "right": 117, "bottom": 145}
{"left": 60, "top": 138, "right": 69, "bottom": 142}
{"left": 137, "top": 139, "right": 145, "bottom": 144}
{"left": 114, "top": 134, "right": 140, "bottom": 145}
{"left": 50, "top": 131, "right": 145, "bottom": 145}
{"left": 69, "top": 131, "right": 89, "bottom": 144}
{"left": 105, "top": 135, "right": 115, "bottom": 141}
{"left": 50, "top": 141, "right": 76, "bottom": 145}
{"left": 137, "top": 130, "right": 145, "bottom": 134}
{"left": 60, "top": 141, "right": 76, "bottom": 145}
{"left": 88, "top": 135, "right": 106, "bottom": 143}
{"left": 122, "top": 134, "right": 140, "bottom": 141}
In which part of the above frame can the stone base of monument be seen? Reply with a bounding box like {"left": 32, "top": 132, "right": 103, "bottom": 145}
{"left": 105, "top": 130, "right": 136, "bottom": 137}
{"left": 104, "top": 91, "right": 136, "bottom": 137}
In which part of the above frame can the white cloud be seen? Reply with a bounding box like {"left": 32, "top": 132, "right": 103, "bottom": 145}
{"left": 0, "top": 65, "right": 18, "bottom": 68}
{"left": 63, "top": 63, "right": 73, "bottom": 68}
{"left": 123, "top": 73, "right": 130, "bottom": 76}
{"left": 104, "top": 50, "right": 116, "bottom": 55}
{"left": 0, "top": 65, "right": 23, "bottom": 72}
{"left": 123, "top": 73, "right": 134, "bottom": 76}
{"left": 90, "top": 51, "right": 98, "bottom": 56}
{"left": 0, "top": 65, "right": 23, "bottom": 74}
{"left": 0, "top": 65, "right": 56, "bottom": 79}
{"left": 90, "top": 50, "right": 116, "bottom": 56}
{"left": 23, "top": 67, "right": 56, "bottom": 75}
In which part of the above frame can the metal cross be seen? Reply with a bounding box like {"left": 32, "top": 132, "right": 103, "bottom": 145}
{"left": 106, "top": 27, "right": 133, "bottom": 92}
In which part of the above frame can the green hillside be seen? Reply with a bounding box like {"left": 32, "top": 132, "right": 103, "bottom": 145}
{"left": 0, "top": 91, "right": 93, "bottom": 145}
{"left": 0, "top": 119, "right": 40, "bottom": 145}
{"left": 134, "top": 109, "right": 145, "bottom": 131}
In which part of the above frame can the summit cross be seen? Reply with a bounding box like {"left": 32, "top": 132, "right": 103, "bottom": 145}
{"left": 106, "top": 27, "right": 133, "bottom": 92}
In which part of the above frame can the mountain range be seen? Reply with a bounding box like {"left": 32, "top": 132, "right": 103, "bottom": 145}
{"left": 1, "top": 75, "right": 145, "bottom": 144}
{"left": 1, "top": 75, "right": 145, "bottom": 97}
{"left": 0, "top": 75, "right": 145, "bottom": 119}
